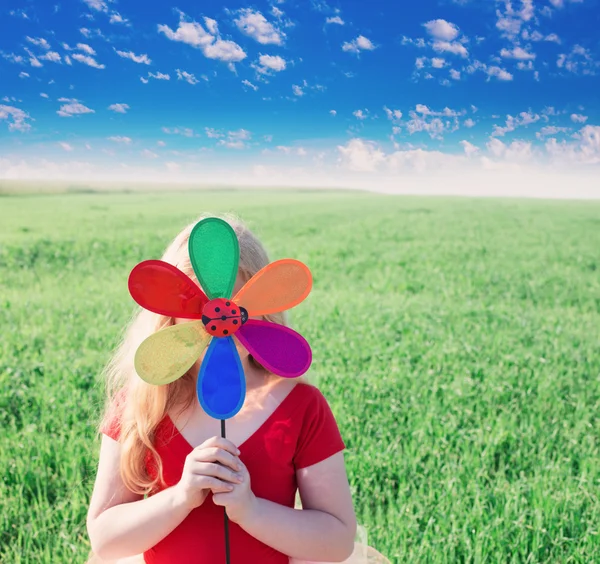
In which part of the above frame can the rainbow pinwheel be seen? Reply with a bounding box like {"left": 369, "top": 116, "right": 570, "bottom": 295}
{"left": 127, "top": 217, "right": 313, "bottom": 421}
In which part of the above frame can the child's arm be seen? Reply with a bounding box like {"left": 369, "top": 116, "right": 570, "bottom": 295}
{"left": 87, "top": 435, "right": 241, "bottom": 559}
{"left": 213, "top": 452, "right": 357, "bottom": 562}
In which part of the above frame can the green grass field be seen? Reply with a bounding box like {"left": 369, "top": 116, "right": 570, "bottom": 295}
{"left": 1, "top": 190, "right": 599, "bottom": 563}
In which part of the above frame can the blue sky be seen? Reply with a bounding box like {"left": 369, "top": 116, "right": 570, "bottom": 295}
{"left": 1, "top": 0, "right": 599, "bottom": 194}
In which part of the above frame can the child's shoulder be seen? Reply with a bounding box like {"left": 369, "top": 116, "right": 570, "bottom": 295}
{"left": 292, "top": 382, "right": 334, "bottom": 412}
{"left": 290, "top": 383, "right": 346, "bottom": 469}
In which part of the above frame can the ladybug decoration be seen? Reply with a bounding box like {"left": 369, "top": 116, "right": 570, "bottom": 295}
{"left": 201, "top": 298, "right": 249, "bottom": 337}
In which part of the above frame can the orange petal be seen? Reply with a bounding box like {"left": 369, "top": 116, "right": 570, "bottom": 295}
{"left": 233, "top": 259, "right": 312, "bottom": 316}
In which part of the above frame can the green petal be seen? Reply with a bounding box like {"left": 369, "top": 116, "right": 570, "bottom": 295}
{"left": 188, "top": 217, "right": 239, "bottom": 299}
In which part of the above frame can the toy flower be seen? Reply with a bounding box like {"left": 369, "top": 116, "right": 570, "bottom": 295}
{"left": 127, "top": 217, "right": 313, "bottom": 420}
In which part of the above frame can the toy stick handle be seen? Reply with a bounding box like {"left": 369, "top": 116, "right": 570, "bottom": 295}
{"left": 221, "top": 419, "right": 231, "bottom": 564}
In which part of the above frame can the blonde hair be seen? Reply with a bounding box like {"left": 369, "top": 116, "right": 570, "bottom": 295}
{"left": 99, "top": 212, "right": 306, "bottom": 495}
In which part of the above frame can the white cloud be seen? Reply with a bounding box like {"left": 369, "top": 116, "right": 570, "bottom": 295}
{"left": 415, "top": 104, "right": 463, "bottom": 117}
{"left": 25, "top": 49, "right": 43, "bottom": 68}
{"left": 162, "top": 127, "right": 194, "bottom": 137}
{"left": 431, "top": 57, "right": 446, "bottom": 68}
{"left": 165, "top": 162, "right": 181, "bottom": 172}
{"left": 141, "top": 149, "right": 158, "bottom": 158}
{"left": 253, "top": 54, "right": 287, "bottom": 75}
{"left": 500, "top": 46, "right": 535, "bottom": 60}
{"left": 292, "top": 84, "right": 304, "bottom": 96}
{"left": 58, "top": 142, "right": 74, "bottom": 152}
{"left": 19, "top": 71, "right": 30, "bottom": 78}
{"left": 110, "top": 12, "right": 129, "bottom": 24}
{"left": 571, "top": 113, "right": 588, "bottom": 123}
{"left": 157, "top": 140, "right": 166, "bottom": 147}
{"left": 464, "top": 118, "right": 476, "bottom": 128}
{"left": 487, "top": 138, "right": 534, "bottom": 163}
{"left": 40, "top": 93, "right": 49, "bottom": 98}
{"left": 275, "top": 145, "right": 308, "bottom": 156}
{"left": 82, "top": 0, "right": 108, "bottom": 11}
{"left": 57, "top": 99, "right": 95, "bottom": 117}
{"left": 2, "top": 53, "right": 25, "bottom": 64}
{"left": 108, "top": 103, "right": 129, "bottom": 113}
{"left": 330, "top": 110, "right": 337, "bottom": 116}
{"left": 218, "top": 129, "right": 252, "bottom": 149}
{"left": 517, "top": 61, "right": 535, "bottom": 71}
{"left": 406, "top": 114, "right": 446, "bottom": 139}
{"left": 0, "top": 104, "right": 32, "bottom": 131}
{"left": 545, "top": 125, "right": 600, "bottom": 164}
{"left": 486, "top": 66, "right": 513, "bottom": 80}
{"left": 9, "top": 9, "right": 29, "bottom": 19}
{"left": 520, "top": 0, "right": 534, "bottom": 21}
{"left": 432, "top": 41, "right": 468, "bottom": 57}
{"left": 338, "top": 139, "right": 386, "bottom": 172}
{"left": 176, "top": 69, "right": 199, "bottom": 84}
{"left": 77, "top": 43, "right": 96, "bottom": 55}
{"left": 72, "top": 53, "right": 105, "bottom": 69}
{"left": 342, "top": 35, "right": 376, "bottom": 53}
{"left": 326, "top": 16, "right": 345, "bottom": 25}
{"left": 423, "top": 19, "right": 460, "bottom": 41}
{"left": 338, "top": 138, "right": 464, "bottom": 173}
{"left": 242, "top": 79, "right": 258, "bottom": 91}
{"left": 557, "top": 45, "right": 599, "bottom": 75}
{"left": 142, "top": 72, "right": 170, "bottom": 82}
{"left": 205, "top": 128, "right": 223, "bottom": 139}
{"left": 460, "top": 140, "right": 479, "bottom": 156}
{"left": 204, "top": 17, "right": 219, "bottom": 35}
{"left": 234, "top": 9, "right": 285, "bottom": 45}
{"left": 41, "top": 51, "right": 61, "bottom": 63}
{"left": 383, "top": 106, "right": 402, "bottom": 121}
{"left": 158, "top": 16, "right": 247, "bottom": 63}
{"left": 549, "top": 0, "right": 586, "bottom": 8}
{"left": 108, "top": 136, "right": 132, "bottom": 144}
{"left": 79, "top": 27, "right": 105, "bottom": 39}
{"left": 116, "top": 50, "right": 151, "bottom": 64}
{"left": 492, "top": 111, "right": 540, "bottom": 136}
{"left": 353, "top": 109, "right": 368, "bottom": 120}
{"left": 536, "top": 125, "right": 569, "bottom": 139}
{"left": 450, "top": 68, "right": 461, "bottom": 80}
{"left": 26, "top": 36, "right": 51, "bottom": 49}
{"left": 401, "top": 36, "right": 427, "bottom": 48}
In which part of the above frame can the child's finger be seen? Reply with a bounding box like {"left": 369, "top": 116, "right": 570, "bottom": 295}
{"left": 198, "top": 436, "right": 240, "bottom": 456}
{"left": 190, "top": 447, "right": 241, "bottom": 471}
{"left": 190, "top": 462, "right": 243, "bottom": 484}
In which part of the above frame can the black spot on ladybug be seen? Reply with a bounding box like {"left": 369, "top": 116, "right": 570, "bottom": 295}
{"left": 221, "top": 315, "right": 227, "bottom": 321}
{"left": 232, "top": 309, "right": 237, "bottom": 314}
{"left": 233, "top": 319, "right": 238, "bottom": 325}
{"left": 215, "top": 307, "right": 220, "bottom": 312}
{"left": 202, "top": 315, "right": 211, "bottom": 325}
{"left": 226, "top": 301, "right": 230, "bottom": 306}
{"left": 223, "top": 330, "right": 229, "bottom": 335}
{"left": 211, "top": 325, "right": 216, "bottom": 331}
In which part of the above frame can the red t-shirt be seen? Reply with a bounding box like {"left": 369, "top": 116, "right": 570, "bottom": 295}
{"left": 101, "top": 383, "right": 346, "bottom": 563}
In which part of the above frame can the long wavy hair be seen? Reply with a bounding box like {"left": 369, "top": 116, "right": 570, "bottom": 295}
{"left": 98, "top": 212, "right": 307, "bottom": 495}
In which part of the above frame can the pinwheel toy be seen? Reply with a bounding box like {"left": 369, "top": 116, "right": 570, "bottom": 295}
{"left": 127, "top": 217, "right": 313, "bottom": 563}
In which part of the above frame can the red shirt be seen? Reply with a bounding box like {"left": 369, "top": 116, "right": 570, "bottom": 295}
{"left": 101, "top": 383, "right": 346, "bottom": 563}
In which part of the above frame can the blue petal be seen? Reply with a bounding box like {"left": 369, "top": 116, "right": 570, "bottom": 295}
{"left": 197, "top": 336, "right": 245, "bottom": 420}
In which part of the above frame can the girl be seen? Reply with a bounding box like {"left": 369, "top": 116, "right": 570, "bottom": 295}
{"left": 87, "top": 213, "right": 363, "bottom": 563}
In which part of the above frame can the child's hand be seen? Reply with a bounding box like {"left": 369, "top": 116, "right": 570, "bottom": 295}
{"left": 212, "top": 457, "right": 257, "bottom": 525}
{"left": 173, "top": 436, "right": 244, "bottom": 511}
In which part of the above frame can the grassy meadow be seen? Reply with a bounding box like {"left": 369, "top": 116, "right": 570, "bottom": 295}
{"left": 1, "top": 189, "right": 599, "bottom": 563}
